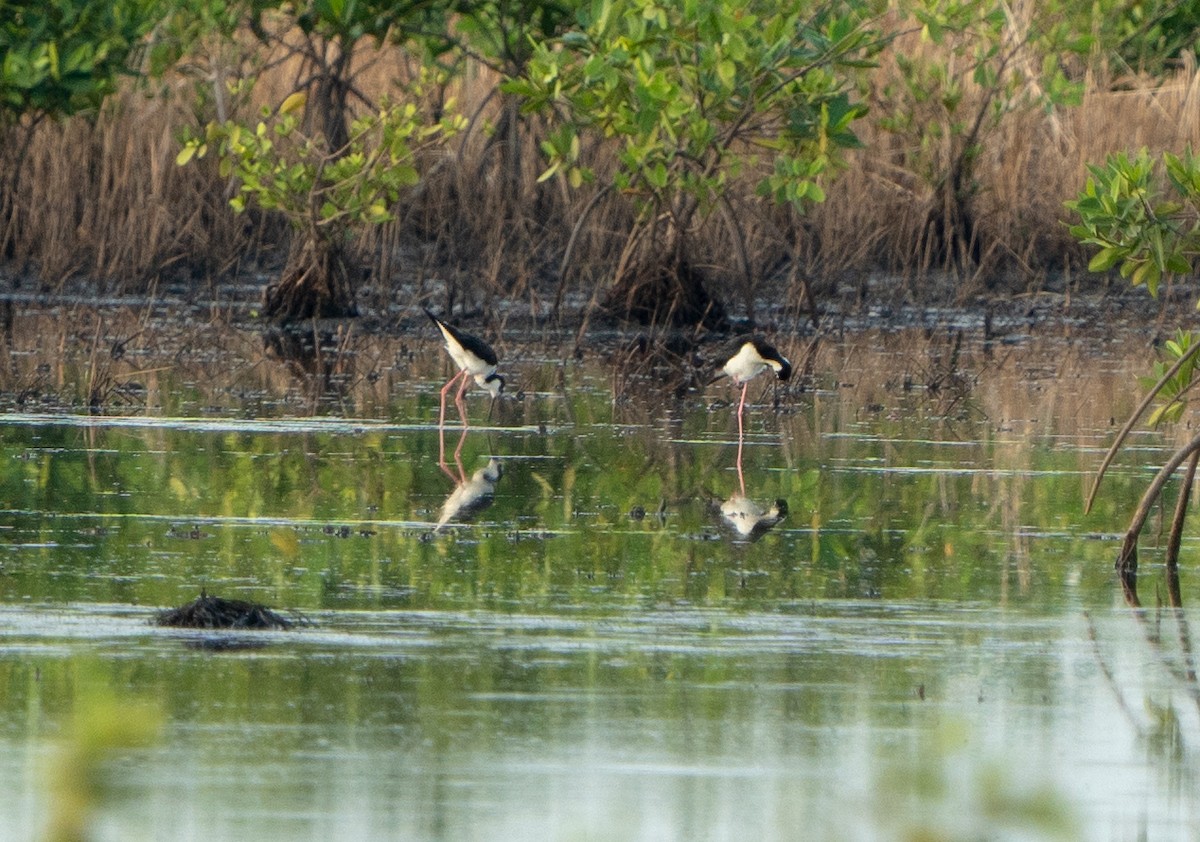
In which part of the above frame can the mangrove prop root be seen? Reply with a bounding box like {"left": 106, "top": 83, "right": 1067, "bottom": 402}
{"left": 1087, "top": 339, "right": 1200, "bottom": 514}
{"left": 1166, "top": 449, "right": 1200, "bottom": 574}
{"left": 1117, "top": 429, "right": 1200, "bottom": 576}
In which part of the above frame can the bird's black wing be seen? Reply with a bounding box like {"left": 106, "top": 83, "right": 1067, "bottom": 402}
{"left": 423, "top": 308, "right": 499, "bottom": 366}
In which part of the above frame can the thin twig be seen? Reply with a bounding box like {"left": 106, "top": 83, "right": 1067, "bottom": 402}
{"left": 1117, "top": 429, "right": 1200, "bottom": 574}
{"left": 1086, "top": 337, "right": 1200, "bottom": 513}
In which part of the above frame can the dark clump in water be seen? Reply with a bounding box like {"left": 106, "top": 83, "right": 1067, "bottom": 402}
{"left": 154, "top": 590, "right": 295, "bottom": 630}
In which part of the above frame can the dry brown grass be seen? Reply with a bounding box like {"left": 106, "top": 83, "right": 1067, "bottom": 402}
{"left": 2, "top": 88, "right": 242, "bottom": 288}
{"left": 5, "top": 25, "right": 1200, "bottom": 316}
{"left": 799, "top": 49, "right": 1200, "bottom": 303}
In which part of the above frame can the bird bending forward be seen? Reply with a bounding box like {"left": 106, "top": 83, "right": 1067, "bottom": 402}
{"left": 424, "top": 308, "right": 505, "bottom": 429}
{"left": 718, "top": 337, "right": 793, "bottom": 388}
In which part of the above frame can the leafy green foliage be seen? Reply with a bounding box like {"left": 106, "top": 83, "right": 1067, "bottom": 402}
{"left": 1068, "top": 151, "right": 1200, "bottom": 459}
{"left": 287, "top": 0, "right": 449, "bottom": 43}
{"left": 439, "top": 0, "right": 577, "bottom": 75}
{"left": 0, "top": 0, "right": 164, "bottom": 120}
{"left": 179, "top": 92, "right": 464, "bottom": 234}
{"left": 878, "top": 0, "right": 1085, "bottom": 175}
{"left": 140, "top": 0, "right": 251, "bottom": 80}
{"left": 1093, "top": 0, "right": 1200, "bottom": 76}
{"left": 1065, "top": 148, "right": 1199, "bottom": 298}
{"left": 1141, "top": 330, "right": 1200, "bottom": 427}
{"left": 507, "top": 0, "right": 881, "bottom": 215}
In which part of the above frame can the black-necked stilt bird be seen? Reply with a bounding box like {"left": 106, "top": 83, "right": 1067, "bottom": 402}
{"left": 711, "top": 336, "right": 792, "bottom": 492}
{"left": 424, "top": 308, "right": 505, "bottom": 431}
{"left": 716, "top": 336, "right": 793, "bottom": 397}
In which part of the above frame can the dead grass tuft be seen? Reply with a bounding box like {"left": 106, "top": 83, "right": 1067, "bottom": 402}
{"left": 154, "top": 590, "right": 296, "bottom": 630}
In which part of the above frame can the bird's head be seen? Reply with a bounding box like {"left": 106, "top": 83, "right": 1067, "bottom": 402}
{"left": 775, "top": 358, "right": 793, "bottom": 383}
{"left": 474, "top": 372, "right": 505, "bottom": 399}
{"left": 480, "top": 373, "right": 505, "bottom": 422}
{"left": 479, "top": 458, "right": 503, "bottom": 483}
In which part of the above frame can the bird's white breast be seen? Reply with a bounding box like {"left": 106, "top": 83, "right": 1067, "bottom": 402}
{"left": 723, "top": 343, "right": 771, "bottom": 385}
{"left": 440, "top": 330, "right": 494, "bottom": 378}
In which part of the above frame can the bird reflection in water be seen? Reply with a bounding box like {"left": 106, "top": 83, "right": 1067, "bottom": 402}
{"left": 434, "top": 423, "right": 503, "bottom": 532}
{"left": 435, "top": 456, "right": 503, "bottom": 532}
{"left": 713, "top": 493, "right": 788, "bottom": 543}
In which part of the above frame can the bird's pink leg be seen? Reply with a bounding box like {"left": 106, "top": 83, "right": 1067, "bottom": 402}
{"left": 454, "top": 373, "right": 472, "bottom": 430}
{"left": 737, "top": 382, "right": 748, "bottom": 495}
{"left": 437, "top": 423, "right": 468, "bottom": 483}
{"left": 438, "top": 429, "right": 458, "bottom": 482}
{"left": 439, "top": 370, "right": 465, "bottom": 431}
{"left": 452, "top": 425, "right": 468, "bottom": 481}
{"left": 438, "top": 370, "right": 467, "bottom": 479}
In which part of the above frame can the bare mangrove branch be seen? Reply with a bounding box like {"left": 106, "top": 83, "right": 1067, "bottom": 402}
{"left": 1116, "top": 429, "right": 1200, "bottom": 575}
{"left": 1086, "top": 337, "right": 1200, "bottom": 513}
{"left": 1166, "top": 449, "right": 1199, "bottom": 573}
{"left": 555, "top": 184, "right": 615, "bottom": 318}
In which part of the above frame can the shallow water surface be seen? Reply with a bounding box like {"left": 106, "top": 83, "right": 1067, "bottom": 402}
{"left": 0, "top": 314, "right": 1198, "bottom": 840}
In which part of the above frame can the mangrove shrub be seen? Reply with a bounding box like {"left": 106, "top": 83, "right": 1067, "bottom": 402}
{"left": 508, "top": 0, "right": 882, "bottom": 327}
{"left": 0, "top": 0, "right": 164, "bottom": 255}
{"left": 181, "top": 92, "right": 463, "bottom": 322}
{"left": 1068, "top": 148, "right": 1200, "bottom": 594}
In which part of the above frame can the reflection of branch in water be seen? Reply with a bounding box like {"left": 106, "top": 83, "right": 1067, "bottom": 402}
{"left": 1174, "top": 598, "right": 1199, "bottom": 685}
{"left": 1138, "top": 577, "right": 1200, "bottom": 694}
{"left": 1083, "top": 610, "right": 1145, "bottom": 739}
{"left": 1083, "top": 609, "right": 1195, "bottom": 773}
{"left": 262, "top": 324, "right": 354, "bottom": 410}
{"left": 1119, "top": 566, "right": 1140, "bottom": 609}
{"left": 1150, "top": 614, "right": 1200, "bottom": 715}
{"left": 712, "top": 493, "right": 787, "bottom": 543}
{"left": 1098, "top": 585, "right": 1200, "bottom": 737}
{"left": 434, "top": 458, "right": 503, "bottom": 533}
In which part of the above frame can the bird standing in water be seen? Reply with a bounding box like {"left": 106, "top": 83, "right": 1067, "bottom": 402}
{"left": 424, "top": 308, "right": 505, "bottom": 433}
{"left": 712, "top": 337, "right": 792, "bottom": 492}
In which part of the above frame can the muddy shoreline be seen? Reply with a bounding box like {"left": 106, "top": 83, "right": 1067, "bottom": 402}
{"left": 0, "top": 266, "right": 1194, "bottom": 422}
{"left": 1, "top": 266, "right": 1195, "bottom": 340}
